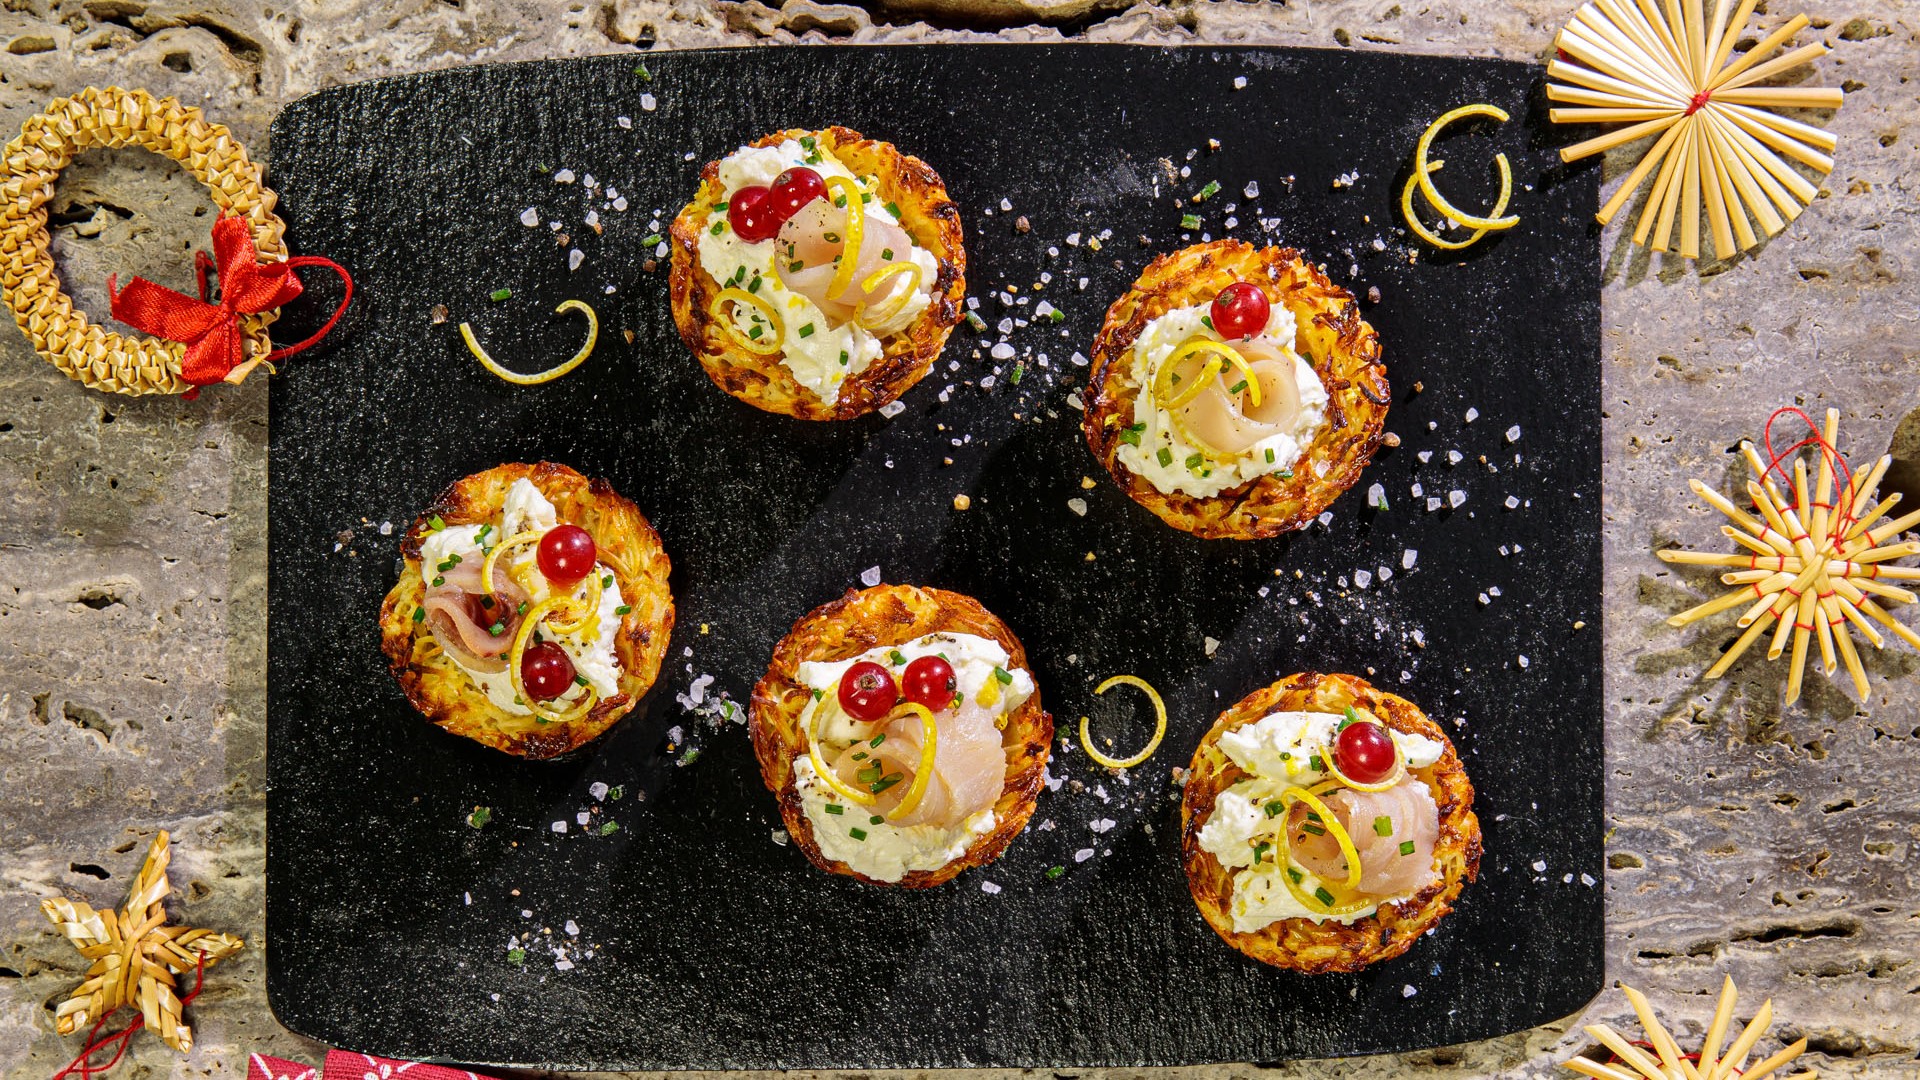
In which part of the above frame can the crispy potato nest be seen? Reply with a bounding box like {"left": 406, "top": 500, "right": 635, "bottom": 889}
{"left": 1180, "top": 672, "right": 1480, "bottom": 972}
{"left": 378, "top": 462, "right": 675, "bottom": 760}
{"left": 749, "top": 584, "right": 1052, "bottom": 887}
{"left": 669, "top": 126, "right": 966, "bottom": 420}
{"left": 1084, "top": 240, "right": 1390, "bottom": 539}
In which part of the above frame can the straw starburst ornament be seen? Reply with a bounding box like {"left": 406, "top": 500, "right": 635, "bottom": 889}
{"left": 1563, "top": 976, "right": 1813, "bottom": 1080}
{"left": 1658, "top": 408, "right": 1920, "bottom": 705}
{"left": 1547, "top": 0, "right": 1844, "bottom": 259}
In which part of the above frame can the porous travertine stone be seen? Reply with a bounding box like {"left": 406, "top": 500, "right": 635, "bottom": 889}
{"left": 0, "top": 1, "right": 1915, "bottom": 1078}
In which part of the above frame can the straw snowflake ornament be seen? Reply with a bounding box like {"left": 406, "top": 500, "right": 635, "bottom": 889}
{"left": 1658, "top": 409, "right": 1920, "bottom": 705}
{"left": 1563, "top": 976, "right": 1812, "bottom": 1080}
{"left": 1547, "top": 0, "right": 1844, "bottom": 259}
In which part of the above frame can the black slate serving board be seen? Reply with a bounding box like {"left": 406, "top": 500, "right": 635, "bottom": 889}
{"left": 265, "top": 44, "right": 1603, "bottom": 1069}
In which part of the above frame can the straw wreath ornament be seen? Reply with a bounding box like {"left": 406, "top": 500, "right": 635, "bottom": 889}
{"left": 0, "top": 86, "right": 349, "bottom": 397}
{"left": 1547, "top": 0, "right": 1844, "bottom": 260}
{"left": 1563, "top": 977, "right": 1812, "bottom": 1080}
{"left": 1657, "top": 408, "right": 1920, "bottom": 705}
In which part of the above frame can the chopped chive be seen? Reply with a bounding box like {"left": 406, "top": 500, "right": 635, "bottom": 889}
{"left": 994, "top": 666, "right": 1013, "bottom": 684}
{"left": 1010, "top": 363, "right": 1025, "bottom": 385}
{"left": 1266, "top": 448, "right": 1276, "bottom": 463}
{"left": 889, "top": 649, "right": 907, "bottom": 666}
{"left": 852, "top": 751, "right": 867, "bottom": 761}
{"left": 811, "top": 688, "right": 824, "bottom": 701}
{"left": 838, "top": 350, "right": 850, "bottom": 366}
{"left": 602, "top": 574, "right": 613, "bottom": 588}
{"left": 476, "top": 591, "right": 493, "bottom": 606}
{"left": 507, "top": 947, "right": 526, "bottom": 964}
{"left": 798, "top": 323, "right": 816, "bottom": 338}
{"left": 1195, "top": 179, "right": 1222, "bottom": 202}
{"left": 710, "top": 220, "right": 724, "bottom": 235}
{"left": 885, "top": 201, "right": 902, "bottom": 218}
{"left": 1185, "top": 452, "right": 1205, "bottom": 470}
{"left": 1180, "top": 213, "right": 1202, "bottom": 230}
{"left": 823, "top": 232, "right": 840, "bottom": 244}
{"left": 1310, "top": 754, "right": 1326, "bottom": 772}
{"left": 747, "top": 325, "right": 763, "bottom": 340}
{"left": 428, "top": 514, "right": 446, "bottom": 531}
{"left": 1049, "top": 309, "right": 1066, "bottom": 324}
{"left": 615, "top": 604, "right": 631, "bottom": 615}
{"left": 477, "top": 524, "right": 493, "bottom": 542}
{"left": 1120, "top": 422, "right": 1146, "bottom": 447}
{"left": 641, "top": 233, "right": 663, "bottom": 246}
{"left": 634, "top": 64, "right": 652, "bottom": 80}
{"left": 609, "top": 785, "right": 625, "bottom": 800}
{"left": 1228, "top": 379, "right": 1249, "bottom": 395}
{"left": 431, "top": 576, "right": 445, "bottom": 587}
{"left": 965, "top": 311, "right": 988, "bottom": 331}
{"left": 1280, "top": 469, "right": 1296, "bottom": 479}
{"left": 849, "top": 827, "right": 868, "bottom": 841}
{"left": 1400, "top": 840, "right": 1417, "bottom": 856}
{"left": 489, "top": 621, "right": 505, "bottom": 636}
{"left": 1252, "top": 840, "right": 1271, "bottom": 864}
{"left": 789, "top": 260, "right": 805, "bottom": 273}
{"left": 1280, "top": 751, "right": 1292, "bottom": 761}
{"left": 834, "top": 193, "right": 847, "bottom": 208}
{"left": 1046, "top": 865, "right": 1066, "bottom": 880}
{"left": 517, "top": 601, "right": 528, "bottom": 614}
{"left": 575, "top": 674, "right": 590, "bottom": 687}
{"left": 731, "top": 265, "right": 746, "bottom": 284}
{"left": 870, "top": 774, "right": 902, "bottom": 794}
{"left": 410, "top": 605, "right": 426, "bottom": 624}
{"left": 1157, "top": 447, "right": 1174, "bottom": 467}
{"left": 800, "top": 135, "right": 816, "bottom": 151}
{"left": 1314, "top": 886, "right": 1337, "bottom": 905}
{"left": 489, "top": 288, "right": 512, "bottom": 302}
{"left": 824, "top": 803, "right": 845, "bottom": 815}
{"left": 1201, "top": 315, "right": 1214, "bottom": 331}
{"left": 856, "top": 765, "right": 882, "bottom": 783}
{"left": 881, "top": 247, "right": 894, "bottom": 260}
{"left": 467, "top": 806, "right": 491, "bottom": 828}
{"left": 747, "top": 274, "right": 762, "bottom": 293}
{"left": 1373, "top": 815, "right": 1394, "bottom": 837}
{"left": 869, "top": 733, "right": 885, "bottom": 747}
{"left": 600, "top": 821, "right": 620, "bottom": 835}
{"left": 1287, "top": 867, "right": 1305, "bottom": 884}
{"left": 1264, "top": 801, "right": 1286, "bottom": 819}
{"left": 1301, "top": 822, "right": 1326, "bottom": 836}
{"left": 869, "top": 815, "right": 884, "bottom": 825}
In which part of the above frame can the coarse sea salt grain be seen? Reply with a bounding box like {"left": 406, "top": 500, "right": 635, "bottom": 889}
{"left": 1074, "top": 848, "right": 1095, "bottom": 862}
{"left": 981, "top": 881, "right": 1002, "bottom": 895}
{"left": 1355, "top": 569, "right": 1373, "bottom": 589}
{"left": 1068, "top": 498, "right": 1088, "bottom": 516}
{"left": 552, "top": 821, "right": 568, "bottom": 834}
{"left": 1418, "top": 450, "right": 1433, "bottom": 463}
{"left": 878, "top": 400, "right": 907, "bottom": 419}
{"left": 576, "top": 811, "right": 591, "bottom": 825}
{"left": 1411, "top": 482, "right": 1424, "bottom": 498}
{"left": 1465, "top": 407, "right": 1479, "bottom": 423}
{"left": 1518, "top": 655, "right": 1531, "bottom": 668}
{"left": 1505, "top": 495, "right": 1520, "bottom": 509}
{"left": 1506, "top": 424, "right": 1522, "bottom": 443}
{"left": 568, "top": 249, "right": 585, "bottom": 272}
{"left": 1447, "top": 450, "right": 1464, "bottom": 466}
{"left": 1233, "top": 75, "right": 1249, "bottom": 89}
{"left": 590, "top": 781, "right": 609, "bottom": 800}
{"left": 553, "top": 169, "right": 575, "bottom": 184}
{"left": 565, "top": 920, "right": 580, "bottom": 936}
{"left": 1368, "top": 482, "right": 1387, "bottom": 509}
{"left": 1449, "top": 490, "right": 1466, "bottom": 508}
{"left": 1091, "top": 818, "right": 1116, "bottom": 834}
{"left": 1403, "top": 985, "right": 1418, "bottom": 998}
{"left": 860, "top": 566, "right": 883, "bottom": 587}
{"left": 617, "top": 115, "right": 632, "bottom": 129}
{"left": 520, "top": 207, "right": 540, "bottom": 227}
{"left": 990, "top": 342, "right": 1016, "bottom": 360}
{"left": 1426, "top": 497, "right": 1442, "bottom": 513}
{"left": 640, "top": 93, "right": 657, "bottom": 111}
{"left": 1533, "top": 859, "right": 1548, "bottom": 872}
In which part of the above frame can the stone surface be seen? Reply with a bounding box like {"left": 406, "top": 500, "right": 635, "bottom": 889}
{"left": 0, "top": 1, "right": 1915, "bottom": 1078}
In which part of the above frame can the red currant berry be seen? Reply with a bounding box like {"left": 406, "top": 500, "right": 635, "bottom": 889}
{"left": 521, "top": 642, "right": 577, "bottom": 701}
{"left": 536, "top": 524, "right": 597, "bottom": 588}
{"left": 1210, "top": 282, "right": 1272, "bottom": 341}
{"left": 1334, "top": 721, "right": 1398, "bottom": 784}
{"left": 900, "top": 655, "right": 957, "bottom": 711}
{"left": 767, "top": 167, "right": 827, "bottom": 225}
{"left": 728, "top": 184, "right": 779, "bottom": 243}
{"left": 837, "top": 660, "right": 898, "bottom": 721}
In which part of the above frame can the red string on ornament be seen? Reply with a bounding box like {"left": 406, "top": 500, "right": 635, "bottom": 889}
{"left": 1759, "top": 406, "right": 1859, "bottom": 540}
{"left": 1685, "top": 88, "right": 1714, "bottom": 115}
{"left": 1603, "top": 1039, "right": 1745, "bottom": 1076}
{"left": 51, "top": 955, "right": 206, "bottom": 1080}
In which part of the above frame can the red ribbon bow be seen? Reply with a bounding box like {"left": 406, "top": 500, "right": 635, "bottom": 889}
{"left": 108, "top": 215, "right": 352, "bottom": 392}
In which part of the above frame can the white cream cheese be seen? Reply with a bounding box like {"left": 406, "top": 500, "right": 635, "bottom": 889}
{"left": 697, "top": 139, "right": 939, "bottom": 407}
{"left": 1115, "top": 303, "right": 1328, "bottom": 498}
{"left": 418, "top": 478, "right": 625, "bottom": 715}
{"left": 1196, "top": 709, "right": 1443, "bottom": 932}
{"left": 789, "top": 632, "right": 1033, "bottom": 883}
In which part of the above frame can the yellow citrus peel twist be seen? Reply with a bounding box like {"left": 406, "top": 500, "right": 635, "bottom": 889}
{"left": 853, "top": 261, "right": 921, "bottom": 328}
{"left": 479, "top": 531, "right": 542, "bottom": 594}
{"left": 825, "top": 176, "right": 865, "bottom": 300}
{"left": 884, "top": 702, "right": 939, "bottom": 822}
{"left": 1078, "top": 674, "right": 1167, "bottom": 769}
{"left": 460, "top": 299, "right": 599, "bottom": 384}
{"left": 1317, "top": 713, "right": 1407, "bottom": 793}
{"left": 805, "top": 695, "right": 879, "bottom": 807}
{"left": 1401, "top": 104, "right": 1521, "bottom": 250}
{"left": 709, "top": 287, "right": 784, "bottom": 355}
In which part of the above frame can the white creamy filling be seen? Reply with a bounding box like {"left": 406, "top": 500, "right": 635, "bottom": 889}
{"left": 418, "top": 478, "right": 625, "bottom": 715}
{"left": 1196, "top": 709, "right": 1444, "bottom": 931}
{"left": 697, "top": 139, "right": 938, "bottom": 406}
{"left": 789, "top": 632, "right": 1033, "bottom": 883}
{"left": 1114, "top": 303, "right": 1329, "bottom": 499}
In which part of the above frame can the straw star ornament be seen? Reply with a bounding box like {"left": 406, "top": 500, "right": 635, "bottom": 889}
{"left": 1547, "top": 0, "right": 1844, "bottom": 259}
{"left": 41, "top": 831, "right": 244, "bottom": 1054}
{"left": 1658, "top": 409, "right": 1920, "bottom": 705}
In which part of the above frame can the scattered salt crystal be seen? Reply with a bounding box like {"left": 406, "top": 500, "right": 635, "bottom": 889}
{"left": 1478, "top": 593, "right": 1491, "bottom": 606}
{"left": 519, "top": 207, "right": 540, "bottom": 227}
{"left": 521, "top": 908, "right": 533, "bottom": 918}
{"left": 1489, "top": 586, "right": 1502, "bottom": 597}
{"left": 1581, "top": 873, "right": 1596, "bottom": 886}
{"left": 640, "top": 93, "right": 657, "bottom": 111}
{"left": 1418, "top": 450, "right": 1433, "bottom": 463}
{"left": 1411, "top": 482, "right": 1424, "bottom": 498}
{"left": 1368, "top": 481, "right": 1387, "bottom": 509}
{"left": 1518, "top": 655, "right": 1530, "bottom": 668}
{"left": 990, "top": 342, "right": 1016, "bottom": 360}
{"left": 980, "top": 375, "right": 998, "bottom": 389}
{"left": 1068, "top": 498, "right": 1088, "bottom": 516}
{"left": 860, "top": 566, "right": 883, "bottom": 587}
{"left": 1378, "top": 566, "right": 1392, "bottom": 581}
{"left": 553, "top": 169, "right": 576, "bottom": 184}
{"left": 999, "top": 197, "right": 1013, "bottom": 212}
{"left": 379, "top": 521, "right": 394, "bottom": 535}
{"left": 568, "top": 249, "right": 585, "bottom": 272}
{"left": 1371, "top": 237, "right": 1386, "bottom": 251}
{"left": 577, "top": 811, "right": 591, "bottom": 825}
{"left": 1316, "top": 511, "right": 1333, "bottom": 527}
{"left": 1074, "top": 848, "right": 1095, "bottom": 863}
{"left": 1533, "top": 859, "right": 1548, "bottom": 872}
{"left": 565, "top": 920, "right": 580, "bottom": 936}
{"left": 981, "top": 881, "right": 1002, "bottom": 895}
{"left": 1204, "top": 636, "right": 1221, "bottom": 656}
{"left": 1504, "top": 495, "right": 1520, "bottom": 509}
{"left": 590, "top": 782, "right": 609, "bottom": 800}
{"left": 1402, "top": 985, "right": 1418, "bottom": 998}
{"left": 464, "top": 892, "right": 472, "bottom": 905}
{"left": 1233, "top": 75, "right": 1249, "bottom": 89}
{"left": 617, "top": 115, "right": 632, "bottom": 129}
{"left": 1448, "top": 490, "right": 1466, "bottom": 508}
{"left": 1506, "top": 424, "right": 1522, "bottom": 443}
{"left": 1427, "top": 497, "right": 1442, "bottom": 512}
{"left": 613, "top": 196, "right": 628, "bottom": 211}
{"left": 1071, "top": 351, "right": 1090, "bottom": 367}
{"left": 585, "top": 209, "right": 599, "bottom": 228}
{"left": 1447, "top": 450, "right": 1464, "bottom": 466}
{"left": 878, "top": 400, "right": 906, "bottom": 419}
{"left": 1465, "top": 407, "right": 1479, "bottom": 423}
{"left": 1090, "top": 818, "right": 1116, "bottom": 834}
{"left": 552, "top": 821, "right": 568, "bottom": 834}
{"left": 1066, "top": 231, "right": 1081, "bottom": 245}
{"left": 1564, "top": 873, "right": 1575, "bottom": 884}
{"left": 555, "top": 959, "right": 574, "bottom": 971}
{"left": 1355, "top": 570, "right": 1373, "bottom": 589}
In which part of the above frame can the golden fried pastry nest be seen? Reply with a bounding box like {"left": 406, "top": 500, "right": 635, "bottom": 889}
{"left": 668, "top": 126, "right": 966, "bottom": 421}
{"left": 1180, "top": 672, "right": 1480, "bottom": 972}
{"left": 1083, "top": 240, "right": 1390, "bottom": 540}
{"left": 378, "top": 462, "right": 675, "bottom": 760}
{"left": 749, "top": 584, "right": 1052, "bottom": 887}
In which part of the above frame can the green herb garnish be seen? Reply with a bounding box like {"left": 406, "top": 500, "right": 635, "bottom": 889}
{"left": 1046, "top": 865, "right": 1066, "bottom": 880}
{"left": 489, "top": 288, "right": 512, "bottom": 302}
{"left": 1157, "top": 447, "right": 1174, "bottom": 467}
{"left": 1180, "top": 213, "right": 1202, "bottom": 230}
{"left": 1399, "top": 840, "right": 1417, "bottom": 856}
{"left": 507, "top": 947, "right": 526, "bottom": 964}
{"left": 994, "top": 666, "right": 1013, "bottom": 684}
{"left": 1373, "top": 815, "right": 1394, "bottom": 837}
{"left": 824, "top": 803, "right": 845, "bottom": 816}
{"left": 798, "top": 323, "right": 816, "bottom": 338}
{"left": 412, "top": 607, "right": 425, "bottom": 624}
{"left": 1195, "top": 179, "right": 1222, "bottom": 202}
{"left": 1120, "top": 422, "right": 1145, "bottom": 447}
{"left": 1314, "top": 886, "right": 1337, "bottom": 905}
{"left": 467, "top": 806, "right": 492, "bottom": 829}
{"left": 849, "top": 827, "right": 868, "bottom": 841}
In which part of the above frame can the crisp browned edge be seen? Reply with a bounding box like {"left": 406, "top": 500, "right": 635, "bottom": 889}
{"left": 1178, "top": 672, "right": 1481, "bottom": 972}
{"left": 376, "top": 462, "right": 675, "bottom": 760}
{"left": 667, "top": 126, "right": 967, "bottom": 421}
{"left": 747, "top": 584, "right": 1052, "bottom": 888}
{"left": 1082, "top": 239, "right": 1391, "bottom": 540}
